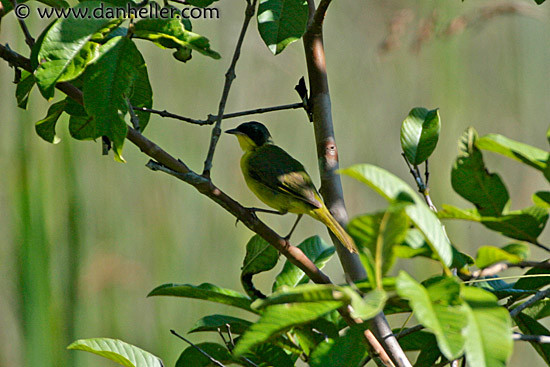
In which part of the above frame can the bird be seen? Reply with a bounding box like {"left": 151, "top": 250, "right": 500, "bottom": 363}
{"left": 225, "top": 121, "right": 357, "bottom": 253}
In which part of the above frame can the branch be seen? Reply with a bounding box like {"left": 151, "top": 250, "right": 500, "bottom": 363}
{"left": 135, "top": 102, "right": 305, "bottom": 126}
{"left": 510, "top": 288, "right": 550, "bottom": 318}
{"left": 513, "top": 333, "right": 550, "bottom": 344}
{"left": 469, "top": 260, "right": 550, "bottom": 279}
{"left": 303, "top": 2, "right": 410, "bottom": 366}
{"left": 171, "top": 329, "right": 226, "bottom": 367}
{"left": 202, "top": 0, "right": 257, "bottom": 177}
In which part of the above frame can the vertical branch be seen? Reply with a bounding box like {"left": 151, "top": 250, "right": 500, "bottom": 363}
{"left": 202, "top": 0, "right": 257, "bottom": 178}
{"left": 302, "top": 2, "right": 412, "bottom": 367}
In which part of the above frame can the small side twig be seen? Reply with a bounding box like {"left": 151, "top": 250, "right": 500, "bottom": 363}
{"left": 171, "top": 329, "right": 226, "bottom": 367}
{"left": 10, "top": 0, "right": 35, "bottom": 49}
{"left": 202, "top": 0, "right": 257, "bottom": 177}
{"left": 510, "top": 288, "right": 550, "bottom": 318}
{"left": 395, "top": 324, "right": 424, "bottom": 339}
{"left": 513, "top": 333, "right": 550, "bottom": 344}
{"left": 135, "top": 102, "right": 305, "bottom": 126}
{"left": 470, "top": 260, "right": 550, "bottom": 279}
{"left": 127, "top": 100, "right": 140, "bottom": 131}
{"left": 401, "top": 154, "right": 437, "bottom": 211}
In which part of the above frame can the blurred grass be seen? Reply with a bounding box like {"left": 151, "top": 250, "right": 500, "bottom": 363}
{"left": 1, "top": 0, "right": 550, "bottom": 366}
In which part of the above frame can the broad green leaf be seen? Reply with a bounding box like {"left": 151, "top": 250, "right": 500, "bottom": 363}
{"left": 257, "top": 0, "right": 309, "bottom": 55}
{"left": 396, "top": 272, "right": 466, "bottom": 360}
{"left": 175, "top": 342, "right": 233, "bottom": 367}
{"left": 16, "top": 70, "right": 36, "bottom": 109}
{"left": 477, "top": 133, "right": 548, "bottom": 170}
{"left": 69, "top": 115, "right": 98, "bottom": 140}
{"left": 309, "top": 325, "right": 369, "bottom": 367}
{"left": 482, "top": 206, "right": 548, "bottom": 244}
{"left": 272, "top": 236, "right": 334, "bottom": 291}
{"left": 348, "top": 205, "right": 409, "bottom": 285}
{"left": 501, "top": 243, "right": 530, "bottom": 259}
{"left": 475, "top": 246, "right": 522, "bottom": 269}
{"left": 188, "top": 314, "right": 252, "bottom": 334}
{"left": 242, "top": 343, "right": 295, "bottom": 367}
{"left": 233, "top": 301, "right": 342, "bottom": 357}
{"left": 133, "top": 18, "right": 220, "bottom": 60}
{"left": 128, "top": 60, "right": 153, "bottom": 131}
{"left": 340, "top": 164, "right": 453, "bottom": 267}
{"left": 396, "top": 329, "right": 440, "bottom": 367}
{"left": 440, "top": 204, "right": 548, "bottom": 245}
{"left": 35, "top": 1, "right": 123, "bottom": 98}
{"left": 35, "top": 99, "right": 67, "bottom": 143}
{"left": 254, "top": 284, "right": 386, "bottom": 320}
{"left": 451, "top": 127, "right": 509, "bottom": 217}
{"left": 516, "top": 299, "right": 550, "bottom": 320}
{"left": 400, "top": 107, "right": 441, "bottom": 165}
{"left": 83, "top": 36, "right": 148, "bottom": 161}
{"left": 148, "top": 283, "right": 254, "bottom": 313}
{"left": 514, "top": 313, "right": 550, "bottom": 364}
{"left": 513, "top": 268, "right": 550, "bottom": 292}
{"left": 67, "top": 338, "right": 162, "bottom": 367}
{"left": 461, "top": 286, "right": 512, "bottom": 367}
{"left": 241, "top": 235, "right": 279, "bottom": 299}
{"left": 533, "top": 191, "right": 550, "bottom": 208}
{"left": 535, "top": 0, "right": 546, "bottom": 4}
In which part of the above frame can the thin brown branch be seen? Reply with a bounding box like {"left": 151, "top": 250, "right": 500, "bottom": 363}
{"left": 135, "top": 102, "right": 305, "bottom": 126}
{"left": 171, "top": 329, "right": 226, "bottom": 367}
{"left": 513, "top": 333, "right": 550, "bottom": 344}
{"left": 202, "top": 0, "right": 257, "bottom": 177}
{"left": 510, "top": 288, "right": 550, "bottom": 318}
{"left": 10, "top": 0, "right": 35, "bottom": 49}
{"left": 470, "top": 260, "right": 550, "bottom": 279}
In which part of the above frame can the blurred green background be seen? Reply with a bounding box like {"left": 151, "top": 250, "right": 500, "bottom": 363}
{"left": 1, "top": 0, "right": 550, "bottom": 366}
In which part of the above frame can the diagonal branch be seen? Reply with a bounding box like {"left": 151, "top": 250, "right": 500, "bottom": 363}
{"left": 202, "top": 0, "right": 257, "bottom": 178}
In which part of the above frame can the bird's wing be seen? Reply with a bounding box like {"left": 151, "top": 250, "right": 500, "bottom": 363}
{"left": 247, "top": 145, "right": 322, "bottom": 209}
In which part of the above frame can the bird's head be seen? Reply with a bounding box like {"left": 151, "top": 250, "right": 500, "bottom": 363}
{"left": 225, "top": 121, "right": 273, "bottom": 151}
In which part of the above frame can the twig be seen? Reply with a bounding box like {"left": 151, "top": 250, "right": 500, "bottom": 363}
{"left": 395, "top": 324, "right": 424, "bottom": 339}
{"left": 171, "top": 329, "right": 226, "bottom": 367}
{"left": 471, "top": 260, "right": 550, "bottom": 279}
{"left": 510, "top": 288, "right": 550, "bottom": 318}
{"left": 513, "top": 333, "right": 550, "bottom": 344}
{"left": 202, "top": 0, "right": 257, "bottom": 177}
{"left": 10, "top": 0, "right": 35, "bottom": 49}
{"left": 127, "top": 100, "right": 140, "bottom": 131}
{"left": 135, "top": 102, "right": 305, "bottom": 126}
{"left": 401, "top": 154, "right": 437, "bottom": 211}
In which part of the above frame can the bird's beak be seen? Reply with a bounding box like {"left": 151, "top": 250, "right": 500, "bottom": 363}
{"left": 225, "top": 128, "right": 241, "bottom": 135}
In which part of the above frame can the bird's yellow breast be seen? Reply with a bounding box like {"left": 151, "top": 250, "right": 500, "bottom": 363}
{"left": 240, "top": 150, "right": 313, "bottom": 214}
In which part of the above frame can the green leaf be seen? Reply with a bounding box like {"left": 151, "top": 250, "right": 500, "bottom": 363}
{"left": 241, "top": 235, "right": 279, "bottom": 299}
{"left": 309, "top": 325, "right": 369, "bottom": 367}
{"left": 242, "top": 343, "right": 295, "bottom": 367}
{"left": 67, "top": 338, "right": 162, "bottom": 367}
{"left": 513, "top": 268, "right": 550, "bottom": 292}
{"left": 400, "top": 107, "right": 441, "bottom": 165}
{"left": 461, "top": 286, "right": 512, "bottom": 367}
{"left": 396, "top": 329, "right": 441, "bottom": 367}
{"left": 35, "top": 1, "right": 124, "bottom": 98}
{"left": 273, "top": 236, "right": 334, "bottom": 291}
{"left": 16, "top": 71, "right": 36, "bottom": 109}
{"left": 535, "top": 0, "right": 546, "bottom": 4}
{"left": 148, "top": 283, "right": 254, "bottom": 313}
{"left": 396, "top": 272, "right": 466, "bottom": 360}
{"left": 516, "top": 299, "right": 550, "bottom": 320}
{"left": 257, "top": 0, "right": 309, "bottom": 55}
{"left": 348, "top": 204, "right": 409, "bottom": 285}
{"left": 501, "top": 243, "right": 530, "bottom": 260}
{"left": 440, "top": 204, "right": 548, "bottom": 245}
{"left": 37, "top": 0, "right": 69, "bottom": 8}
{"left": 451, "top": 127, "right": 509, "bottom": 217}
{"left": 35, "top": 99, "right": 67, "bottom": 143}
{"left": 188, "top": 314, "right": 252, "bottom": 334}
{"left": 514, "top": 313, "right": 550, "bottom": 364}
{"left": 476, "top": 133, "right": 548, "bottom": 171}
{"left": 475, "top": 246, "right": 522, "bottom": 269}
{"left": 254, "top": 284, "right": 386, "bottom": 320}
{"left": 233, "top": 301, "right": 342, "bottom": 357}
{"left": 533, "top": 191, "right": 550, "bottom": 208}
{"left": 133, "top": 18, "right": 220, "bottom": 60}
{"left": 83, "top": 36, "right": 149, "bottom": 162}
{"left": 175, "top": 342, "right": 233, "bottom": 367}
{"left": 340, "top": 164, "right": 453, "bottom": 267}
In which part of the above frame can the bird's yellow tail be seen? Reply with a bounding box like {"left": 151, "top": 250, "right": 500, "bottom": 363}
{"left": 311, "top": 205, "right": 358, "bottom": 253}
